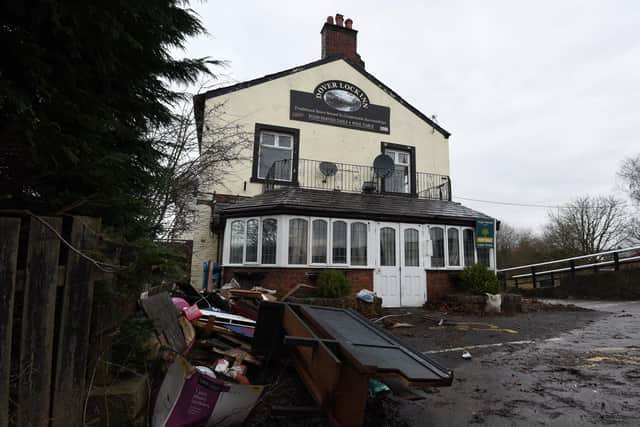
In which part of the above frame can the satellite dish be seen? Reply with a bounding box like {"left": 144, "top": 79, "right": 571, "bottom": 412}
{"left": 319, "top": 161, "right": 338, "bottom": 177}
{"left": 373, "top": 154, "right": 394, "bottom": 178}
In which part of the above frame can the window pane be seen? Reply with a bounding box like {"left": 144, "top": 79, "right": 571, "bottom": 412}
{"left": 261, "top": 219, "right": 277, "bottom": 264}
{"left": 380, "top": 227, "right": 396, "bottom": 266}
{"left": 384, "top": 149, "right": 410, "bottom": 193}
{"left": 230, "top": 220, "right": 245, "bottom": 264}
{"left": 350, "top": 222, "right": 367, "bottom": 266}
{"left": 477, "top": 247, "right": 491, "bottom": 268}
{"left": 430, "top": 227, "right": 444, "bottom": 267}
{"left": 261, "top": 133, "right": 275, "bottom": 145}
{"left": 311, "top": 220, "right": 328, "bottom": 263}
{"left": 448, "top": 228, "right": 460, "bottom": 266}
{"left": 463, "top": 229, "right": 475, "bottom": 266}
{"left": 404, "top": 228, "right": 419, "bottom": 267}
{"left": 288, "top": 218, "right": 308, "bottom": 264}
{"left": 332, "top": 221, "right": 347, "bottom": 263}
{"left": 277, "top": 134, "right": 292, "bottom": 148}
{"left": 245, "top": 219, "right": 258, "bottom": 262}
{"left": 259, "top": 146, "right": 292, "bottom": 180}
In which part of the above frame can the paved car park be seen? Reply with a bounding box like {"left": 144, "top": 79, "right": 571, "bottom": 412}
{"left": 389, "top": 301, "right": 640, "bottom": 426}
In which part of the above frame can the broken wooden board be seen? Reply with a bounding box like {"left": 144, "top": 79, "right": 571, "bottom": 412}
{"left": 140, "top": 291, "right": 187, "bottom": 354}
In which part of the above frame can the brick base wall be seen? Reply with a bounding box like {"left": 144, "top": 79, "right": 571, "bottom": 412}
{"left": 222, "top": 267, "right": 373, "bottom": 297}
{"left": 427, "top": 270, "right": 461, "bottom": 301}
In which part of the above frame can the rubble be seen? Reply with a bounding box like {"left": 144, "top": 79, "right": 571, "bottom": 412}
{"left": 140, "top": 282, "right": 454, "bottom": 426}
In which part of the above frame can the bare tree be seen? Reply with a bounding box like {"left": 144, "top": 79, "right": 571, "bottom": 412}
{"left": 145, "top": 87, "right": 252, "bottom": 239}
{"left": 497, "top": 223, "right": 548, "bottom": 268}
{"left": 619, "top": 154, "right": 640, "bottom": 242}
{"left": 543, "top": 195, "right": 631, "bottom": 256}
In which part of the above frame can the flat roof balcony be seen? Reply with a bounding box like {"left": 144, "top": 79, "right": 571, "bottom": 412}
{"left": 263, "top": 158, "right": 451, "bottom": 201}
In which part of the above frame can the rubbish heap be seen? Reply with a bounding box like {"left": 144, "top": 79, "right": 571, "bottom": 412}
{"left": 140, "top": 281, "right": 453, "bottom": 427}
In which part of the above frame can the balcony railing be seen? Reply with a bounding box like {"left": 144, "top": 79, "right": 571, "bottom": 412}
{"left": 263, "top": 158, "right": 451, "bottom": 201}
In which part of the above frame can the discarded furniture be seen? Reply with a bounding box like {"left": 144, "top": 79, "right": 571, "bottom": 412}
{"left": 253, "top": 302, "right": 453, "bottom": 426}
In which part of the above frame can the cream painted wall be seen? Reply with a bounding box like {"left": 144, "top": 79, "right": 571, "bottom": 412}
{"left": 201, "top": 59, "right": 450, "bottom": 197}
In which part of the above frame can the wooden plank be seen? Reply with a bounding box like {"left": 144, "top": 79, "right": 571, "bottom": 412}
{"left": 0, "top": 217, "right": 21, "bottom": 427}
{"left": 17, "top": 216, "right": 63, "bottom": 427}
{"left": 141, "top": 292, "right": 186, "bottom": 354}
{"left": 51, "top": 217, "right": 100, "bottom": 427}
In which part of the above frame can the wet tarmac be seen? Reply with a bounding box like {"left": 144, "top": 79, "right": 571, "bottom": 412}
{"left": 388, "top": 300, "right": 640, "bottom": 426}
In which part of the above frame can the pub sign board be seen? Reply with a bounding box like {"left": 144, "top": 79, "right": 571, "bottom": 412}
{"left": 476, "top": 219, "right": 495, "bottom": 249}
{"left": 290, "top": 80, "right": 390, "bottom": 134}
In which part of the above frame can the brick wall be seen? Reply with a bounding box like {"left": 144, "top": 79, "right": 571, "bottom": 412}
{"left": 321, "top": 16, "right": 364, "bottom": 67}
{"left": 427, "top": 270, "right": 460, "bottom": 301}
{"left": 223, "top": 267, "right": 374, "bottom": 297}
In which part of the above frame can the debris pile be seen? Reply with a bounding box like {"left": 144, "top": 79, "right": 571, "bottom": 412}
{"left": 140, "top": 282, "right": 453, "bottom": 426}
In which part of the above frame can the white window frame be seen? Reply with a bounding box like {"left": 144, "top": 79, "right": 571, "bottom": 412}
{"left": 310, "top": 217, "right": 329, "bottom": 265}
{"left": 244, "top": 217, "right": 260, "bottom": 264}
{"left": 384, "top": 148, "right": 411, "bottom": 194}
{"left": 257, "top": 131, "right": 294, "bottom": 181}
{"left": 461, "top": 227, "right": 476, "bottom": 267}
{"left": 287, "top": 216, "right": 310, "bottom": 265}
{"left": 445, "top": 226, "right": 462, "bottom": 268}
{"left": 330, "top": 219, "right": 350, "bottom": 265}
{"left": 260, "top": 217, "right": 278, "bottom": 265}
{"left": 349, "top": 221, "right": 369, "bottom": 267}
{"left": 427, "top": 225, "right": 446, "bottom": 269}
{"left": 227, "top": 219, "right": 246, "bottom": 265}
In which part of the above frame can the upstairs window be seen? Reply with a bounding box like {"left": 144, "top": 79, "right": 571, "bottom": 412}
{"left": 258, "top": 131, "right": 293, "bottom": 180}
{"left": 384, "top": 149, "right": 411, "bottom": 193}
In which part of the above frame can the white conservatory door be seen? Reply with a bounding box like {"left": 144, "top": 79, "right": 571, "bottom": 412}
{"left": 400, "top": 225, "right": 427, "bottom": 307}
{"left": 374, "top": 223, "right": 401, "bottom": 307}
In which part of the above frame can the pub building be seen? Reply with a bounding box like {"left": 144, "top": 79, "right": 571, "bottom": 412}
{"left": 189, "top": 14, "right": 498, "bottom": 307}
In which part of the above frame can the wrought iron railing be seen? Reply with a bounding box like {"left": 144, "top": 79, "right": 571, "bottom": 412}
{"left": 263, "top": 158, "right": 451, "bottom": 201}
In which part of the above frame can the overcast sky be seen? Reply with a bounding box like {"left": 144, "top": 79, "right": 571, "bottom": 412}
{"left": 180, "top": 0, "right": 640, "bottom": 231}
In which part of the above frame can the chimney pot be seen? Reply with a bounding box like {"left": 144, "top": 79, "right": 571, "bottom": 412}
{"left": 321, "top": 13, "right": 365, "bottom": 68}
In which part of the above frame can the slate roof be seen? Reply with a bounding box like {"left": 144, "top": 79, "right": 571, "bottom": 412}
{"left": 219, "top": 188, "right": 494, "bottom": 225}
{"left": 193, "top": 56, "right": 451, "bottom": 149}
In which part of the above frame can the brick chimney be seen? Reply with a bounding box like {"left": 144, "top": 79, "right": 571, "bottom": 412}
{"left": 321, "top": 14, "right": 364, "bottom": 68}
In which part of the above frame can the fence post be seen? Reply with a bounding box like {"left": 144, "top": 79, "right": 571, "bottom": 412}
{"left": 17, "top": 216, "right": 63, "bottom": 427}
{"left": 51, "top": 217, "right": 100, "bottom": 427}
{"left": 531, "top": 267, "right": 537, "bottom": 289}
{"left": 550, "top": 271, "right": 555, "bottom": 287}
{"left": 613, "top": 252, "right": 620, "bottom": 271}
{"left": 569, "top": 260, "right": 576, "bottom": 279}
{"left": 0, "top": 218, "right": 21, "bottom": 427}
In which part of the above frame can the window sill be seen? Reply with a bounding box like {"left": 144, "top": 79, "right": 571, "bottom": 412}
{"left": 222, "top": 264, "right": 375, "bottom": 270}
{"left": 250, "top": 176, "right": 298, "bottom": 185}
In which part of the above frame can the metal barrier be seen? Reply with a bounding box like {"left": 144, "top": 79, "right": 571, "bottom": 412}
{"left": 263, "top": 158, "right": 452, "bottom": 201}
{"left": 496, "top": 245, "right": 640, "bottom": 290}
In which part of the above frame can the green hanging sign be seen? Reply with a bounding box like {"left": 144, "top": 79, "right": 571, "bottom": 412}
{"left": 476, "top": 219, "right": 495, "bottom": 248}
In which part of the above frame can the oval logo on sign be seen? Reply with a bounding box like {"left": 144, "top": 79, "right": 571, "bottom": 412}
{"left": 314, "top": 80, "right": 369, "bottom": 112}
{"left": 323, "top": 89, "right": 362, "bottom": 112}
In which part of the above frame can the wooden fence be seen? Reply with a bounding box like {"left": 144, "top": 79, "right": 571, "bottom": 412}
{"left": 0, "top": 215, "right": 113, "bottom": 427}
